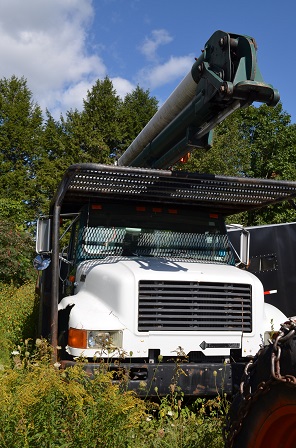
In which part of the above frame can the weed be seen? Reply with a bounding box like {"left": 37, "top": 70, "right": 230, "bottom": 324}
{"left": 0, "top": 340, "right": 147, "bottom": 447}
{"left": 0, "top": 285, "right": 229, "bottom": 447}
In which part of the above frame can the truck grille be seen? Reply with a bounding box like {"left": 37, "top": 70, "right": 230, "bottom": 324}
{"left": 138, "top": 280, "right": 252, "bottom": 332}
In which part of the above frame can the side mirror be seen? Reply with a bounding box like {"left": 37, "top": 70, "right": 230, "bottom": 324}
{"left": 36, "top": 217, "right": 51, "bottom": 254}
{"left": 239, "top": 227, "right": 250, "bottom": 266}
{"left": 227, "top": 224, "right": 250, "bottom": 267}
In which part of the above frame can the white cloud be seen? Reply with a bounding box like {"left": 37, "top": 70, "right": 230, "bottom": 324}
{"left": 111, "top": 77, "right": 135, "bottom": 98}
{"left": 0, "top": 2, "right": 197, "bottom": 120}
{"left": 47, "top": 77, "right": 135, "bottom": 119}
{"left": 47, "top": 80, "right": 96, "bottom": 119}
{"left": 138, "top": 55, "right": 194, "bottom": 90}
{"left": 0, "top": 0, "right": 106, "bottom": 118}
{"left": 140, "top": 29, "right": 173, "bottom": 61}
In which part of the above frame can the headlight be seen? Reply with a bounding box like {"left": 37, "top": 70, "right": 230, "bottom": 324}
{"left": 88, "top": 330, "right": 123, "bottom": 349}
{"left": 88, "top": 331, "right": 110, "bottom": 348}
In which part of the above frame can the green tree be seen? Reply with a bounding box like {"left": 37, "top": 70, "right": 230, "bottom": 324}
{"left": 35, "top": 110, "right": 76, "bottom": 215}
{"left": 0, "top": 76, "right": 44, "bottom": 220}
{"left": 180, "top": 111, "right": 250, "bottom": 176}
{"left": 29, "top": 83, "right": 158, "bottom": 229}
{"left": 81, "top": 77, "right": 122, "bottom": 160}
{"left": 237, "top": 104, "right": 296, "bottom": 225}
{"left": 0, "top": 221, "right": 34, "bottom": 286}
{"left": 239, "top": 103, "right": 295, "bottom": 179}
{"left": 63, "top": 108, "right": 109, "bottom": 164}
{"left": 0, "top": 199, "right": 35, "bottom": 286}
{"left": 179, "top": 103, "right": 296, "bottom": 225}
{"left": 119, "top": 85, "right": 158, "bottom": 155}
{"left": 36, "top": 107, "right": 109, "bottom": 216}
{"left": 0, "top": 198, "right": 27, "bottom": 226}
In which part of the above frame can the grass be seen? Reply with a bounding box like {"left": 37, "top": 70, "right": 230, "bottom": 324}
{"left": 0, "top": 282, "right": 229, "bottom": 447}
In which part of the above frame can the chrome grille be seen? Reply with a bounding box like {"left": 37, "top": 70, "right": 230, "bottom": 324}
{"left": 138, "top": 280, "right": 252, "bottom": 332}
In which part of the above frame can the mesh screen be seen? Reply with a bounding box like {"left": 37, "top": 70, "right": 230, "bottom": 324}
{"left": 76, "top": 225, "right": 233, "bottom": 264}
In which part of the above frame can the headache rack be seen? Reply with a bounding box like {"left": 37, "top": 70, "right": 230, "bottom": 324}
{"left": 51, "top": 163, "right": 296, "bottom": 216}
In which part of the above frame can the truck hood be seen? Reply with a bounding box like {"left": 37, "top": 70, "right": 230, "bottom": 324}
{"left": 59, "top": 257, "right": 262, "bottom": 320}
{"left": 75, "top": 256, "right": 258, "bottom": 285}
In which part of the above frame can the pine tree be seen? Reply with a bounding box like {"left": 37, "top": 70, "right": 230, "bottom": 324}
{"left": 0, "top": 76, "right": 44, "bottom": 219}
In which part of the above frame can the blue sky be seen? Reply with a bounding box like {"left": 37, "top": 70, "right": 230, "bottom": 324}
{"left": 0, "top": 0, "right": 295, "bottom": 123}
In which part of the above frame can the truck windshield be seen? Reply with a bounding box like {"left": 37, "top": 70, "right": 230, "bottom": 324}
{"left": 74, "top": 203, "right": 234, "bottom": 265}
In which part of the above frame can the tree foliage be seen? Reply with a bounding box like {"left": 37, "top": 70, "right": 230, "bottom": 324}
{"left": 0, "top": 198, "right": 28, "bottom": 226}
{"left": 180, "top": 103, "right": 296, "bottom": 226}
{"left": 0, "top": 220, "right": 35, "bottom": 285}
{"left": 181, "top": 111, "right": 250, "bottom": 176}
{"left": 119, "top": 85, "right": 158, "bottom": 155}
{"left": 0, "top": 76, "right": 44, "bottom": 219}
{"left": 81, "top": 77, "right": 123, "bottom": 159}
{"left": 0, "top": 199, "right": 35, "bottom": 286}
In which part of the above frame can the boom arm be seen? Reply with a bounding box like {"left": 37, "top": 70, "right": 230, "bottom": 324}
{"left": 118, "top": 30, "right": 279, "bottom": 169}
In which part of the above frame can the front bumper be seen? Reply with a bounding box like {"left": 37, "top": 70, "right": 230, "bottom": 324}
{"left": 60, "top": 360, "right": 244, "bottom": 396}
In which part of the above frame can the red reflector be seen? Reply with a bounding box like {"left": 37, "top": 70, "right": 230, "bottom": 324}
{"left": 136, "top": 206, "right": 146, "bottom": 212}
{"left": 180, "top": 152, "right": 190, "bottom": 163}
{"left": 209, "top": 213, "right": 218, "bottom": 219}
{"left": 168, "top": 209, "right": 178, "bottom": 214}
{"left": 152, "top": 207, "right": 162, "bottom": 213}
{"left": 92, "top": 204, "right": 102, "bottom": 210}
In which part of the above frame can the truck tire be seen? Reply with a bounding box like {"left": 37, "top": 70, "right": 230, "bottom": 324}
{"left": 231, "top": 382, "right": 296, "bottom": 448}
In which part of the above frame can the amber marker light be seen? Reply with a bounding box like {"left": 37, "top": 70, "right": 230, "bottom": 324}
{"left": 68, "top": 328, "right": 87, "bottom": 349}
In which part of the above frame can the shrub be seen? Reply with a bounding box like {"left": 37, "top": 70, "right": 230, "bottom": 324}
{"left": 0, "top": 341, "right": 146, "bottom": 448}
{"left": 0, "top": 285, "right": 228, "bottom": 448}
{"left": 0, "top": 281, "right": 37, "bottom": 366}
{"left": 131, "top": 393, "right": 228, "bottom": 448}
{"left": 0, "top": 340, "right": 228, "bottom": 447}
{"left": 0, "top": 220, "right": 35, "bottom": 286}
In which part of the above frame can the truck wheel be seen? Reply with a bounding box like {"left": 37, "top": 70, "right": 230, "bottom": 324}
{"left": 232, "top": 383, "right": 296, "bottom": 448}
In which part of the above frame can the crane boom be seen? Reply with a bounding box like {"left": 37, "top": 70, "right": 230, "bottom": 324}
{"left": 118, "top": 30, "right": 279, "bottom": 169}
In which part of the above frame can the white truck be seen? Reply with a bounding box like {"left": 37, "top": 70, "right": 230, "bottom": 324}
{"left": 35, "top": 165, "right": 296, "bottom": 397}
{"left": 34, "top": 31, "right": 293, "bottom": 397}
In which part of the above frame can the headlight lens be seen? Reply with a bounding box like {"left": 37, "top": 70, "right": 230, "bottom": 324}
{"left": 87, "top": 330, "right": 123, "bottom": 349}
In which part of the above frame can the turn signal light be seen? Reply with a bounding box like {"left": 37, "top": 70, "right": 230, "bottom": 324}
{"left": 68, "top": 328, "right": 87, "bottom": 349}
